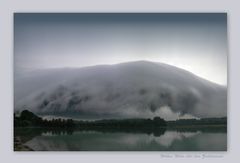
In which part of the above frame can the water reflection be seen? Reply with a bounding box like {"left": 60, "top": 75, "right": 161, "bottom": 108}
{"left": 14, "top": 127, "right": 227, "bottom": 151}
{"left": 152, "top": 131, "right": 201, "bottom": 147}
{"left": 41, "top": 130, "right": 74, "bottom": 136}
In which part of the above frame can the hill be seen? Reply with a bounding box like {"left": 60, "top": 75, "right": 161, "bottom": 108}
{"left": 14, "top": 61, "right": 227, "bottom": 119}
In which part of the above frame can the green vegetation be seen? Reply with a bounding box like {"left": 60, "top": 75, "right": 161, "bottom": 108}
{"left": 14, "top": 110, "right": 75, "bottom": 128}
{"left": 76, "top": 116, "right": 167, "bottom": 129}
{"left": 14, "top": 110, "right": 227, "bottom": 129}
{"left": 14, "top": 110, "right": 167, "bottom": 129}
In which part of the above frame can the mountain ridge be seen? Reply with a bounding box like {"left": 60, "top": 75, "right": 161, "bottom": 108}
{"left": 14, "top": 60, "right": 227, "bottom": 120}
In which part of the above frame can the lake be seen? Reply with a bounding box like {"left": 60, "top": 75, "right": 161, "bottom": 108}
{"left": 14, "top": 127, "right": 227, "bottom": 151}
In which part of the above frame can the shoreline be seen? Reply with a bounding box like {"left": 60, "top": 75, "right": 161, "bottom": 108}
{"left": 14, "top": 125, "right": 226, "bottom": 151}
{"left": 14, "top": 136, "right": 34, "bottom": 151}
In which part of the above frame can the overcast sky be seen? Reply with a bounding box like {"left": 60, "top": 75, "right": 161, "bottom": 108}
{"left": 14, "top": 13, "right": 227, "bottom": 85}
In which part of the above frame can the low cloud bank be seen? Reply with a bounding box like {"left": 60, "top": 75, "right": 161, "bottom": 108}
{"left": 14, "top": 61, "right": 227, "bottom": 120}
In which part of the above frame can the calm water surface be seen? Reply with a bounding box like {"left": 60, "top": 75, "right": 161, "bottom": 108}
{"left": 15, "top": 127, "right": 227, "bottom": 151}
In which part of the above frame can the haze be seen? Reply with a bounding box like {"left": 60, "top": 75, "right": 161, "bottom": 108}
{"left": 14, "top": 13, "right": 227, "bottom": 85}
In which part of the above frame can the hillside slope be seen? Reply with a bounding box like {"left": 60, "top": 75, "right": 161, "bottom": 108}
{"left": 14, "top": 61, "right": 227, "bottom": 119}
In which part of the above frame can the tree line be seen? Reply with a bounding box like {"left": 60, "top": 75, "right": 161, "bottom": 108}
{"left": 14, "top": 110, "right": 167, "bottom": 128}
{"left": 14, "top": 110, "right": 75, "bottom": 128}
{"left": 14, "top": 110, "right": 226, "bottom": 129}
{"left": 76, "top": 117, "right": 167, "bottom": 129}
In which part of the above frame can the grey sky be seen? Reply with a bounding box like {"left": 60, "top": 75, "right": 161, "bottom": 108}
{"left": 14, "top": 13, "right": 227, "bottom": 85}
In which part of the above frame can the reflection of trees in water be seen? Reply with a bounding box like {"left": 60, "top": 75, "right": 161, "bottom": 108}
{"left": 14, "top": 128, "right": 74, "bottom": 144}
{"left": 14, "top": 127, "right": 167, "bottom": 145}
{"left": 78, "top": 127, "right": 167, "bottom": 137}
{"left": 41, "top": 129, "right": 74, "bottom": 136}
{"left": 14, "top": 125, "right": 226, "bottom": 146}
{"left": 167, "top": 126, "right": 227, "bottom": 133}
{"left": 152, "top": 129, "right": 166, "bottom": 137}
{"left": 15, "top": 128, "right": 42, "bottom": 144}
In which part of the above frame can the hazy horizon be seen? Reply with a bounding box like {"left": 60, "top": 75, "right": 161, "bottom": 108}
{"left": 14, "top": 13, "right": 227, "bottom": 85}
{"left": 17, "top": 60, "right": 226, "bottom": 87}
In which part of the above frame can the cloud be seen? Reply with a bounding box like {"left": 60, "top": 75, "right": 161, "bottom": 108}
{"left": 14, "top": 61, "right": 227, "bottom": 120}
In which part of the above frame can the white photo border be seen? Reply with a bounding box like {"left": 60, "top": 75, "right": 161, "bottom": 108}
{"left": 0, "top": 0, "right": 239, "bottom": 163}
